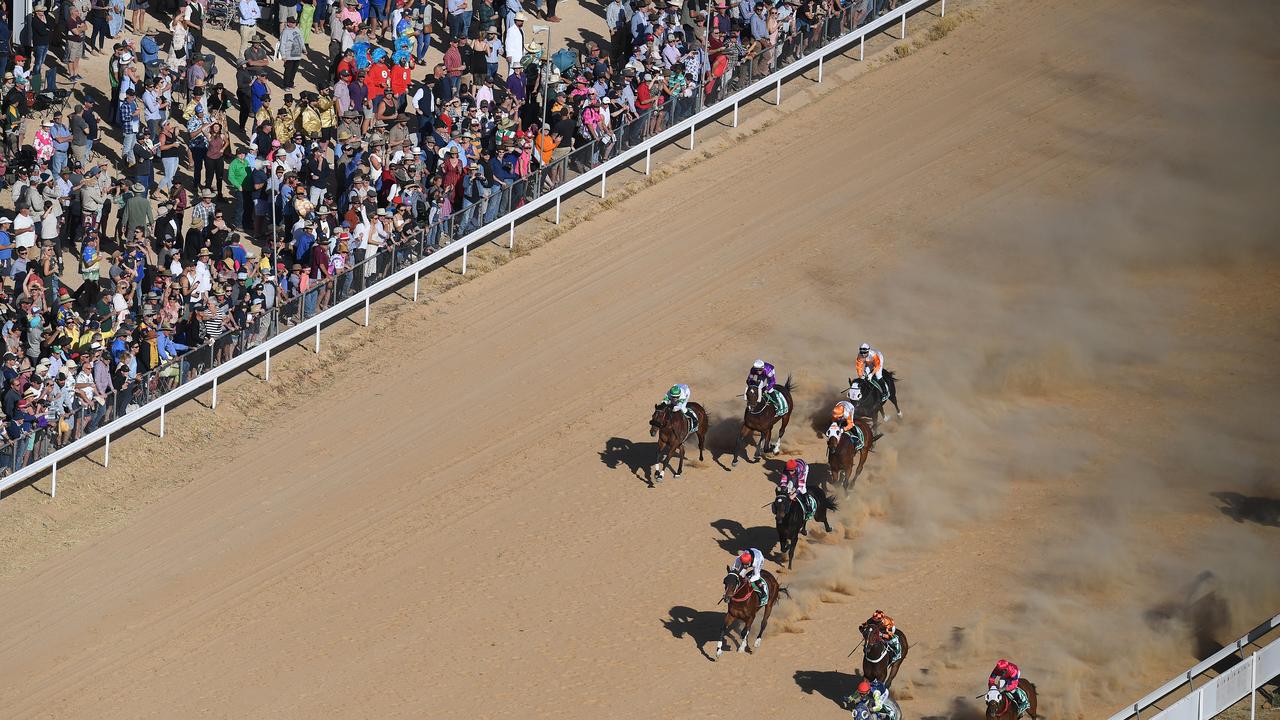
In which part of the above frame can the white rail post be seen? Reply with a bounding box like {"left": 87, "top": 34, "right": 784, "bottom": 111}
{"left": 900, "top": 13, "right": 906, "bottom": 39}
{"left": 364, "top": 296, "right": 370, "bottom": 326}
{"left": 1250, "top": 651, "right": 1257, "bottom": 719}
{"left": 601, "top": 170, "right": 607, "bottom": 199}
{"left": 264, "top": 348, "right": 271, "bottom": 382}
{"left": 508, "top": 218, "right": 515, "bottom": 249}
{"left": 212, "top": 377, "right": 218, "bottom": 410}
{"left": 733, "top": 100, "right": 739, "bottom": 127}
{"left": 314, "top": 324, "right": 320, "bottom": 353}
{"left": 413, "top": 270, "right": 420, "bottom": 301}
{"left": 50, "top": 461, "right": 56, "bottom": 498}
{"left": 941, "top": 0, "right": 946, "bottom": 16}
{"left": 103, "top": 432, "right": 110, "bottom": 467}
{"left": 462, "top": 242, "right": 468, "bottom": 274}
{"left": 689, "top": 124, "right": 695, "bottom": 149}
{"left": 645, "top": 146, "right": 651, "bottom": 174}
{"left": 860, "top": 34, "right": 865, "bottom": 61}
{"left": 818, "top": 54, "right": 824, "bottom": 83}
{"left": 159, "top": 404, "right": 166, "bottom": 438}
{"left": 555, "top": 195, "right": 561, "bottom": 224}
{"left": 775, "top": 78, "right": 781, "bottom": 105}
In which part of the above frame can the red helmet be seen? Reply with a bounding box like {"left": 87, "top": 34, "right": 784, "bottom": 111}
{"left": 738, "top": 551, "right": 752, "bottom": 564}
{"left": 786, "top": 459, "right": 798, "bottom": 472}
{"left": 857, "top": 680, "right": 871, "bottom": 694}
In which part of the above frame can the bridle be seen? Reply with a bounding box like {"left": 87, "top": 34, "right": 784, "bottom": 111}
{"left": 864, "top": 641, "right": 889, "bottom": 664}
{"left": 745, "top": 382, "right": 769, "bottom": 415}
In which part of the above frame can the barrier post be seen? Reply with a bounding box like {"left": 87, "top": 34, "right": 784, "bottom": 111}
{"left": 901, "top": 13, "right": 906, "bottom": 39}
{"left": 160, "top": 404, "right": 166, "bottom": 438}
{"left": 50, "top": 461, "right": 56, "bottom": 498}
{"left": 509, "top": 218, "right": 515, "bottom": 249}
{"left": 860, "top": 34, "right": 865, "bottom": 61}
{"left": 689, "top": 124, "right": 695, "bottom": 149}
{"left": 265, "top": 348, "right": 271, "bottom": 382}
{"left": 364, "top": 296, "right": 370, "bottom": 326}
{"left": 555, "top": 195, "right": 561, "bottom": 224}
{"left": 941, "top": 0, "right": 946, "bottom": 16}
{"left": 212, "top": 376, "right": 218, "bottom": 410}
{"left": 462, "top": 242, "right": 468, "bottom": 274}
{"left": 601, "top": 170, "right": 607, "bottom": 199}
{"left": 104, "top": 432, "right": 110, "bottom": 467}
{"left": 818, "top": 54, "right": 824, "bottom": 83}
{"left": 1250, "top": 652, "right": 1257, "bottom": 720}
{"left": 645, "top": 146, "right": 651, "bottom": 174}
{"left": 775, "top": 78, "right": 781, "bottom": 105}
{"left": 413, "top": 270, "right": 420, "bottom": 301}
{"left": 314, "top": 324, "right": 320, "bottom": 353}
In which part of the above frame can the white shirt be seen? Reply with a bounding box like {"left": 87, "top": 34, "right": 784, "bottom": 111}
{"left": 194, "top": 260, "right": 213, "bottom": 295}
{"left": 239, "top": 0, "right": 261, "bottom": 25}
{"left": 12, "top": 213, "right": 36, "bottom": 249}
{"left": 504, "top": 25, "right": 525, "bottom": 65}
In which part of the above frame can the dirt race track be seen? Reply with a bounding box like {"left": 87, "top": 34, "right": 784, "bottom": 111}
{"left": 2, "top": 0, "right": 1279, "bottom": 717}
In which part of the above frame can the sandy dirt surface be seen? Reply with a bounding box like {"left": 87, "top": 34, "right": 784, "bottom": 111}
{"left": 0, "top": 0, "right": 1278, "bottom": 718}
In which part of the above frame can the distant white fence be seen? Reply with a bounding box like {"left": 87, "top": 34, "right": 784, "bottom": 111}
{"left": 1109, "top": 613, "right": 1280, "bottom": 720}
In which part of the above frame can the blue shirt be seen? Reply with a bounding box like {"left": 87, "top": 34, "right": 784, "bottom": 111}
{"left": 294, "top": 229, "right": 315, "bottom": 262}
{"left": 0, "top": 231, "right": 11, "bottom": 261}
{"left": 251, "top": 80, "right": 269, "bottom": 112}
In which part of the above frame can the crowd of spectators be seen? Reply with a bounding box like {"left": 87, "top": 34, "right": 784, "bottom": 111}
{"left": 0, "top": 0, "right": 895, "bottom": 471}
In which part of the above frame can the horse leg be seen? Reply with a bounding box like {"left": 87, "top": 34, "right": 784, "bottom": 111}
{"left": 772, "top": 414, "right": 790, "bottom": 454}
{"left": 674, "top": 439, "right": 686, "bottom": 478}
{"left": 755, "top": 427, "right": 771, "bottom": 461}
{"left": 715, "top": 615, "right": 736, "bottom": 658}
{"left": 738, "top": 612, "right": 755, "bottom": 653}
{"left": 852, "top": 450, "right": 868, "bottom": 488}
{"left": 754, "top": 597, "right": 776, "bottom": 649}
{"left": 697, "top": 422, "right": 707, "bottom": 461}
{"left": 732, "top": 426, "right": 748, "bottom": 467}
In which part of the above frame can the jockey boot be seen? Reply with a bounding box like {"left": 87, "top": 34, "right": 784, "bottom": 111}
{"left": 1012, "top": 688, "right": 1030, "bottom": 717}
{"left": 752, "top": 578, "right": 769, "bottom": 608}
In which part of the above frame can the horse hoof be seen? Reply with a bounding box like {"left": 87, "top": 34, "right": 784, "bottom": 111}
{"left": 754, "top": 638, "right": 762, "bottom": 648}
{"left": 673, "top": 472, "right": 681, "bottom": 479}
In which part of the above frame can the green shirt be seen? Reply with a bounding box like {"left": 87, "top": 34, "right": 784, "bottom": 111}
{"left": 227, "top": 157, "right": 248, "bottom": 190}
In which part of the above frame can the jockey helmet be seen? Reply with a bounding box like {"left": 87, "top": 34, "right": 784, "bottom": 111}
{"left": 833, "top": 404, "right": 848, "bottom": 419}
{"left": 738, "top": 551, "right": 753, "bottom": 565}
{"left": 753, "top": 359, "right": 765, "bottom": 369}
{"left": 667, "top": 385, "right": 682, "bottom": 398}
{"left": 859, "top": 343, "right": 870, "bottom": 355}
{"left": 857, "top": 680, "right": 871, "bottom": 695}
{"left": 786, "top": 458, "right": 798, "bottom": 472}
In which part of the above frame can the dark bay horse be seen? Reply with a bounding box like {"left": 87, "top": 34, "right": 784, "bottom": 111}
{"left": 772, "top": 487, "right": 837, "bottom": 569}
{"left": 985, "top": 680, "right": 1039, "bottom": 720}
{"left": 649, "top": 401, "right": 708, "bottom": 483}
{"left": 733, "top": 375, "right": 795, "bottom": 466}
{"left": 827, "top": 418, "right": 880, "bottom": 490}
{"left": 716, "top": 569, "right": 787, "bottom": 658}
{"left": 863, "top": 628, "right": 909, "bottom": 688}
{"left": 848, "top": 371, "right": 902, "bottom": 425}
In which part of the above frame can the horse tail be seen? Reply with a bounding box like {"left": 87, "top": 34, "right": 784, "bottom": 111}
{"left": 883, "top": 370, "right": 898, "bottom": 383}
{"left": 778, "top": 586, "right": 791, "bottom": 599}
{"left": 819, "top": 490, "right": 839, "bottom": 513}
{"left": 782, "top": 374, "right": 796, "bottom": 393}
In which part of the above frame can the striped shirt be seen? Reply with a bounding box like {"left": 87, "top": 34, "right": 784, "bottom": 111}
{"left": 203, "top": 306, "right": 226, "bottom": 340}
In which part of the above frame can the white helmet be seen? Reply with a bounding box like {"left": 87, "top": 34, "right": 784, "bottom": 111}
{"left": 752, "top": 359, "right": 765, "bottom": 369}
{"left": 859, "top": 343, "right": 871, "bottom": 354}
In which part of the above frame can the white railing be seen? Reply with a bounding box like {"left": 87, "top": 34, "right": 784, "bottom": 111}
{"left": 1109, "top": 613, "right": 1280, "bottom": 720}
{"left": 0, "top": 0, "right": 946, "bottom": 497}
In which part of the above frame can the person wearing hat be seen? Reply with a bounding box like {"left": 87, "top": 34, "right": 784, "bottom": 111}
{"left": 122, "top": 181, "right": 154, "bottom": 238}
{"left": 238, "top": 0, "right": 263, "bottom": 59}
{"left": 280, "top": 14, "right": 306, "bottom": 89}
{"left": 505, "top": 11, "right": 527, "bottom": 70}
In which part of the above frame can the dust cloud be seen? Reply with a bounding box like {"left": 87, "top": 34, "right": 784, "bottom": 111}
{"left": 743, "top": 7, "right": 1280, "bottom": 717}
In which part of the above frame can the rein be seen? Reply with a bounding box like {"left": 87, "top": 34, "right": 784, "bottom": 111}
{"left": 865, "top": 644, "right": 889, "bottom": 663}
{"left": 728, "top": 577, "right": 754, "bottom": 603}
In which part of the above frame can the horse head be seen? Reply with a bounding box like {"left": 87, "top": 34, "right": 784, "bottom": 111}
{"left": 846, "top": 379, "right": 864, "bottom": 403}
{"left": 745, "top": 380, "right": 766, "bottom": 411}
{"left": 985, "top": 687, "right": 1007, "bottom": 718}
{"left": 825, "top": 422, "right": 842, "bottom": 450}
{"left": 772, "top": 491, "right": 790, "bottom": 522}
{"left": 649, "top": 403, "right": 669, "bottom": 437}
{"left": 722, "top": 570, "right": 743, "bottom": 604}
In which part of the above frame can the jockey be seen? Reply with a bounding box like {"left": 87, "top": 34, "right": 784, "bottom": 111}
{"left": 664, "top": 384, "right": 691, "bottom": 414}
{"left": 733, "top": 548, "right": 768, "bottom": 608}
{"left": 855, "top": 343, "right": 886, "bottom": 398}
{"left": 832, "top": 401, "right": 857, "bottom": 433}
{"left": 747, "top": 359, "right": 777, "bottom": 393}
{"left": 989, "top": 659, "right": 1031, "bottom": 717}
{"left": 859, "top": 610, "right": 903, "bottom": 664}
{"left": 846, "top": 678, "right": 897, "bottom": 720}
{"left": 779, "top": 458, "right": 817, "bottom": 520}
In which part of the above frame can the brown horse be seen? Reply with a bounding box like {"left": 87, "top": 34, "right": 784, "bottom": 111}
{"left": 649, "top": 401, "right": 708, "bottom": 483}
{"left": 862, "top": 628, "right": 909, "bottom": 688}
{"left": 826, "top": 417, "right": 880, "bottom": 490}
{"left": 733, "top": 375, "right": 795, "bottom": 466}
{"left": 985, "top": 680, "right": 1039, "bottom": 720}
{"left": 715, "top": 569, "right": 786, "bottom": 658}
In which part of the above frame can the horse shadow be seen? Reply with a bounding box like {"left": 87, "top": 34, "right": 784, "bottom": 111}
{"left": 662, "top": 605, "right": 724, "bottom": 662}
{"left": 599, "top": 436, "right": 658, "bottom": 485}
{"left": 794, "top": 669, "right": 857, "bottom": 710}
{"left": 711, "top": 518, "right": 777, "bottom": 557}
{"left": 1211, "top": 491, "right": 1280, "bottom": 527}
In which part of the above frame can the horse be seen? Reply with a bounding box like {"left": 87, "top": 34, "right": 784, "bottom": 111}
{"left": 648, "top": 401, "right": 708, "bottom": 483}
{"left": 772, "top": 486, "right": 838, "bottom": 569}
{"left": 847, "top": 371, "right": 902, "bottom": 425}
{"left": 827, "top": 417, "right": 880, "bottom": 490}
{"left": 985, "top": 680, "right": 1039, "bottom": 720}
{"left": 716, "top": 569, "right": 787, "bottom": 658}
{"left": 862, "top": 628, "right": 910, "bottom": 688}
{"left": 733, "top": 375, "right": 795, "bottom": 466}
